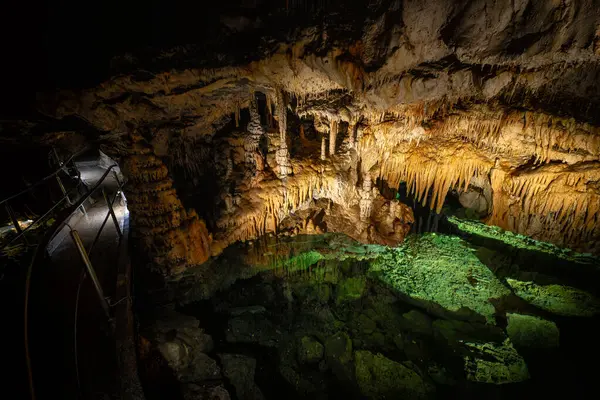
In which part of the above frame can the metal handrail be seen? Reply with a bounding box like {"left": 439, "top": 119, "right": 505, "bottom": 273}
{"left": 24, "top": 163, "right": 122, "bottom": 400}
{"left": 1, "top": 148, "right": 89, "bottom": 251}
{"left": 4, "top": 184, "right": 81, "bottom": 247}
{"left": 48, "top": 164, "right": 120, "bottom": 242}
{"left": 0, "top": 148, "right": 86, "bottom": 206}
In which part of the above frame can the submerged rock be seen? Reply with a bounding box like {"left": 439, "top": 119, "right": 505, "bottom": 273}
{"left": 335, "top": 277, "right": 367, "bottom": 303}
{"left": 506, "top": 278, "right": 600, "bottom": 317}
{"left": 151, "top": 311, "right": 219, "bottom": 383}
{"left": 279, "top": 337, "right": 326, "bottom": 395}
{"left": 298, "top": 336, "right": 324, "bottom": 364}
{"left": 182, "top": 383, "right": 231, "bottom": 400}
{"left": 228, "top": 306, "right": 267, "bottom": 316}
{"left": 324, "top": 332, "right": 354, "bottom": 383}
{"left": 352, "top": 313, "right": 377, "bottom": 335}
{"left": 219, "top": 354, "right": 264, "bottom": 400}
{"left": 506, "top": 313, "right": 560, "bottom": 349}
{"left": 226, "top": 314, "right": 279, "bottom": 347}
{"left": 433, "top": 319, "right": 506, "bottom": 346}
{"left": 370, "top": 234, "right": 512, "bottom": 323}
{"left": 402, "top": 310, "right": 433, "bottom": 336}
{"left": 157, "top": 347, "right": 221, "bottom": 383}
{"left": 463, "top": 339, "right": 529, "bottom": 384}
{"left": 354, "top": 350, "right": 434, "bottom": 399}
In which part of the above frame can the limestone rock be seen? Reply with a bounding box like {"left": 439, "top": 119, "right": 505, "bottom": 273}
{"left": 182, "top": 383, "right": 231, "bottom": 400}
{"left": 158, "top": 341, "right": 221, "bottom": 383}
{"left": 335, "top": 277, "right": 367, "bottom": 304}
{"left": 354, "top": 350, "right": 434, "bottom": 400}
{"left": 324, "top": 332, "right": 354, "bottom": 383}
{"left": 463, "top": 339, "right": 529, "bottom": 384}
{"left": 297, "top": 337, "right": 324, "bottom": 364}
{"left": 402, "top": 310, "right": 433, "bottom": 336}
{"left": 219, "top": 354, "right": 265, "bottom": 400}
{"left": 370, "top": 234, "right": 512, "bottom": 323}
{"left": 506, "top": 278, "right": 600, "bottom": 317}
{"left": 226, "top": 315, "right": 279, "bottom": 347}
{"left": 506, "top": 313, "right": 560, "bottom": 349}
{"left": 433, "top": 319, "right": 506, "bottom": 346}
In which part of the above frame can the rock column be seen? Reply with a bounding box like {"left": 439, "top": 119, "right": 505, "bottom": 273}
{"left": 117, "top": 133, "right": 212, "bottom": 276}
{"left": 275, "top": 89, "right": 293, "bottom": 178}
{"left": 329, "top": 120, "right": 338, "bottom": 156}
{"left": 244, "top": 95, "right": 264, "bottom": 177}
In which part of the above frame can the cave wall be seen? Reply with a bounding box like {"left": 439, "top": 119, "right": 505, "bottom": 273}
{"left": 7, "top": 0, "right": 600, "bottom": 274}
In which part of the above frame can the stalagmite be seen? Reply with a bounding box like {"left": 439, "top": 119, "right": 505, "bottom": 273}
{"left": 321, "top": 135, "right": 327, "bottom": 161}
{"left": 116, "top": 132, "right": 212, "bottom": 276}
{"left": 359, "top": 173, "right": 375, "bottom": 221}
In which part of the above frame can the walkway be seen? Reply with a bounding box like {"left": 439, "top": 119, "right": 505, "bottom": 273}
{"left": 27, "top": 157, "right": 130, "bottom": 400}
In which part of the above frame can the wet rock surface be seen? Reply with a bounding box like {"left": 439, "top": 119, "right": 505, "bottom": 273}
{"left": 219, "top": 354, "right": 265, "bottom": 400}
{"left": 142, "top": 231, "right": 600, "bottom": 399}
{"left": 506, "top": 313, "right": 560, "bottom": 349}
{"left": 354, "top": 350, "right": 435, "bottom": 400}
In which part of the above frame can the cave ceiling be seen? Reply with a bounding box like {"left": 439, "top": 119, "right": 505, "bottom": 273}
{"left": 3, "top": 0, "right": 600, "bottom": 273}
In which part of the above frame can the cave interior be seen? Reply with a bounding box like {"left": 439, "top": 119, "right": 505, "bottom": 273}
{"left": 2, "top": 1, "right": 600, "bottom": 399}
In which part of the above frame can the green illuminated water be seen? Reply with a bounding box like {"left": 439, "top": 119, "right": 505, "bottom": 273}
{"left": 164, "top": 219, "right": 600, "bottom": 400}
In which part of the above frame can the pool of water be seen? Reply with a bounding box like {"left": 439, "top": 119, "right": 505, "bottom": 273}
{"left": 140, "top": 221, "right": 600, "bottom": 400}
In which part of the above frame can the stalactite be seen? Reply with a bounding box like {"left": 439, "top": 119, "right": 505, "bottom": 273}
{"left": 321, "top": 135, "right": 327, "bottom": 161}
{"left": 244, "top": 94, "right": 265, "bottom": 178}
{"left": 211, "top": 169, "right": 340, "bottom": 253}
{"left": 276, "top": 89, "right": 287, "bottom": 142}
{"left": 348, "top": 123, "right": 356, "bottom": 148}
{"left": 487, "top": 163, "right": 600, "bottom": 249}
{"left": 330, "top": 120, "right": 338, "bottom": 156}
{"left": 275, "top": 88, "right": 293, "bottom": 178}
{"left": 234, "top": 102, "right": 240, "bottom": 128}
{"left": 374, "top": 145, "right": 493, "bottom": 214}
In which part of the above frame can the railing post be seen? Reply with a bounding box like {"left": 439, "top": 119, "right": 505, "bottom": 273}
{"left": 113, "top": 170, "right": 122, "bottom": 188}
{"left": 5, "top": 203, "right": 23, "bottom": 236}
{"left": 103, "top": 189, "right": 122, "bottom": 238}
{"left": 70, "top": 230, "right": 112, "bottom": 321}
{"left": 56, "top": 175, "right": 73, "bottom": 206}
{"left": 5, "top": 203, "right": 28, "bottom": 245}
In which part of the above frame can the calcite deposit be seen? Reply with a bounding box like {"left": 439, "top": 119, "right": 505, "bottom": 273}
{"left": 5, "top": 0, "right": 600, "bottom": 275}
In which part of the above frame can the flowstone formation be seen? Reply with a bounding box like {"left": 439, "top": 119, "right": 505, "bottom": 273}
{"left": 18, "top": 0, "right": 598, "bottom": 276}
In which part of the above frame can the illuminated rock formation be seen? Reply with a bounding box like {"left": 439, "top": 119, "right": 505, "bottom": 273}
{"left": 114, "top": 133, "right": 212, "bottom": 276}
{"left": 15, "top": 0, "right": 600, "bottom": 270}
